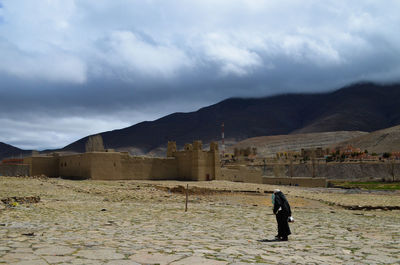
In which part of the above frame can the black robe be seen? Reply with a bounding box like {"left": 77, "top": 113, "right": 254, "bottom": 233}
{"left": 273, "top": 191, "right": 292, "bottom": 238}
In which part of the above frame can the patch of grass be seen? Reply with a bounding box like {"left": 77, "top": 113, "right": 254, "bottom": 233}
{"left": 331, "top": 181, "right": 400, "bottom": 190}
{"left": 344, "top": 247, "right": 360, "bottom": 254}
{"left": 204, "top": 254, "right": 226, "bottom": 261}
{"left": 254, "top": 255, "right": 266, "bottom": 263}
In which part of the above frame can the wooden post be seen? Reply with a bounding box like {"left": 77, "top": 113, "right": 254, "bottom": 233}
{"left": 289, "top": 156, "right": 293, "bottom": 178}
{"left": 185, "top": 184, "right": 188, "bottom": 212}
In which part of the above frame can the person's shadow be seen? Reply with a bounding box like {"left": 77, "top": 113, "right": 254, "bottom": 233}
{"left": 257, "top": 238, "right": 280, "bottom": 242}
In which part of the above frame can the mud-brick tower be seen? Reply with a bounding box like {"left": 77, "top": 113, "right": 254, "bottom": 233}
{"left": 210, "top": 142, "right": 219, "bottom": 152}
{"left": 167, "top": 141, "right": 177, "bottom": 157}
{"left": 191, "top": 140, "right": 203, "bottom": 180}
{"left": 209, "top": 141, "right": 220, "bottom": 180}
{"left": 171, "top": 140, "right": 220, "bottom": 181}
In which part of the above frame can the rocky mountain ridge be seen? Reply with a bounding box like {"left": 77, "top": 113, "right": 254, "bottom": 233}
{"left": 62, "top": 82, "right": 400, "bottom": 154}
{"left": 1, "top": 82, "right": 400, "bottom": 159}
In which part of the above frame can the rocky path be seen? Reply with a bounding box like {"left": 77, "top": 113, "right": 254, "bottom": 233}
{"left": 0, "top": 177, "right": 399, "bottom": 264}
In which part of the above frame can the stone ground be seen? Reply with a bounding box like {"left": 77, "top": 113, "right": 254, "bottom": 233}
{"left": 0, "top": 177, "right": 399, "bottom": 265}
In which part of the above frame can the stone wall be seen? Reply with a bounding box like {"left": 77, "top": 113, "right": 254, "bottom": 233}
{"left": 174, "top": 151, "right": 194, "bottom": 180}
{"left": 209, "top": 150, "right": 220, "bottom": 181}
{"left": 0, "top": 164, "right": 30, "bottom": 176}
{"left": 87, "top": 152, "right": 122, "bottom": 180}
{"left": 23, "top": 156, "right": 59, "bottom": 177}
{"left": 220, "top": 161, "right": 400, "bottom": 186}
{"left": 262, "top": 177, "right": 327, "bottom": 187}
{"left": 219, "top": 166, "right": 263, "bottom": 184}
{"left": 219, "top": 166, "right": 327, "bottom": 187}
{"left": 23, "top": 141, "right": 220, "bottom": 181}
{"left": 59, "top": 153, "right": 92, "bottom": 179}
{"left": 192, "top": 150, "right": 215, "bottom": 181}
{"left": 277, "top": 162, "right": 400, "bottom": 180}
{"left": 118, "top": 155, "right": 177, "bottom": 181}
{"left": 174, "top": 149, "right": 219, "bottom": 181}
{"left": 58, "top": 152, "right": 179, "bottom": 180}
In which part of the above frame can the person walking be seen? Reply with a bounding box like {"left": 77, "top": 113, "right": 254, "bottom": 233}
{"left": 272, "top": 189, "right": 292, "bottom": 241}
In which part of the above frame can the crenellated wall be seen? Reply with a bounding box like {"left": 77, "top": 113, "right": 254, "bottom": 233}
{"left": 23, "top": 141, "right": 220, "bottom": 181}
{"left": 169, "top": 141, "right": 220, "bottom": 181}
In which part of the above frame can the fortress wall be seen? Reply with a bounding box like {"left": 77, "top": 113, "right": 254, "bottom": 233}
{"left": 170, "top": 150, "right": 219, "bottom": 181}
{"left": 249, "top": 162, "right": 400, "bottom": 180}
{"left": 289, "top": 162, "right": 400, "bottom": 180}
{"left": 219, "top": 166, "right": 263, "bottom": 183}
{"left": 214, "top": 154, "right": 221, "bottom": 180}
{"left": 86, "top": 152, "right": 122, "bottom": 180}
{"left": 220, "top": 165, "right": 327, "bottom": 186}
{"left": 58, "top": 152, "right": 180, "bottom": 180}
{"left": 190, "top": 150, "right": 218, "bottom": 181}
{"left": 22, "top": 141, "right": 221, "bottom": 181}
{"left": 174, "top": 151, "right": 193, "bottom": 180}
{"left": 59, "top": 154, "right": 92, "bottom": 179}
{"left": 119, "top": 155, "right": 177, "bottom": 180}
{"left": 0, "top": 164, "right": 30, "bottom": 176}
{"left": 207, "top": 151, "right": 220, "bottom": 180}
{"left": 24, "top": 156, "right": 59, "bottom": 177}
{"left": 191, "top": 150, "right": 206, "bottom": 181}
{"left": 220, "top": 162, "right": 400, "bottom": 186}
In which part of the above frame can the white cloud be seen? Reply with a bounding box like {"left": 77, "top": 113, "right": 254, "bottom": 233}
{"left": 0, "top": 0, "right": 86, "bottom": 83}
{"left": 0, "top": 0, "right": 77, "bottom": 52}
{"left": 201, "top": 33, "right": 263, "bottom": 76}
{"left": 0, "top": 114, "right": 131, "bottom": 150}
{"left": 1, "top": 0, "right": 400, "bottom": 149}
{"left": 1, "top": 0, "right": 399, "bottom": 81}
{"left": 281, "top": 35, "right": 343, "bottom": 66}
{"left": 0, "top": 40, "right": 87, "bottom": 83}
{"left": 98, "top": 30, "right": 192, "bottom": 79}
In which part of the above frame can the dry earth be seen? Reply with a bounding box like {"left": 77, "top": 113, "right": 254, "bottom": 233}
{"left": 0, "top": 177, "right": 399, "bottom": 265}
{"left": 335, "top": 124, "right": 400, "bottom": 154}
{"left": 231, "top": 131, "right": 367, "bottom": 157}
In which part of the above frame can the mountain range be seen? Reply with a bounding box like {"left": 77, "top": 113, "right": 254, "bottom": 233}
{"left": 0, "top": 142, "right": 32, "bottom": 160}
{"left": 62, "top": 82, "right": 400, "bottom": 154}
{"left": 335, "top": 124, "right": 400, "bottom": 154}
{"left": 1, "top": 82, "right": 400, "bottom": 159}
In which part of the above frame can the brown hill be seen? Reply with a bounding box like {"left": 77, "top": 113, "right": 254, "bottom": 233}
{"left": 231, "top": 131, "right": 367, "bottom": 157}
{"left": 335, "top": 125, "right": 400, "bottom": 154}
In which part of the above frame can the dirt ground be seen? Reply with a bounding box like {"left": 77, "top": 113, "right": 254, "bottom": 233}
{"left": 0, "top": 176, "right": 399, "bottom": 264}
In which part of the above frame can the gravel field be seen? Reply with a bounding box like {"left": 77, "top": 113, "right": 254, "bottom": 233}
{"left": 0, "top": 177, "right": 399, "bottom": 264}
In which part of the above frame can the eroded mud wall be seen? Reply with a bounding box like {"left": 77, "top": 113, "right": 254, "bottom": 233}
{"left": 24, "top": 156, "right": 59, "bottom": 177}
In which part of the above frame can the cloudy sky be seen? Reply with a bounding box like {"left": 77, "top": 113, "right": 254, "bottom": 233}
{"left": 1, "top": 0, "right": 400, "bottom": 150}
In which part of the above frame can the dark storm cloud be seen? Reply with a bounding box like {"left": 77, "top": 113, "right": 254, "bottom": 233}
{"left": 0, "top": 0, "right": 400, "bottom": 149}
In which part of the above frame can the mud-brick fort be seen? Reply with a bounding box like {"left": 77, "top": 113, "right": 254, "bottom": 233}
{"left": 23, "top": 141, "right": 220, "bottom": 181}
